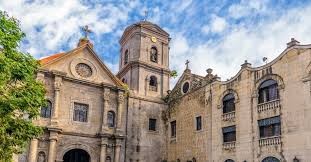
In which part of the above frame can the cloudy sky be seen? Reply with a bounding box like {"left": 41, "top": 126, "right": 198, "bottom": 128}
{"left": 1, "top": 0, "right": 311, "bottom": 87}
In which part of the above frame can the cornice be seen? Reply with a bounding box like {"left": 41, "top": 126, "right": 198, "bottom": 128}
{"left": 129, "top": 94, "right": 167, "bottom": 105}
{"left": 117, "top": 61, "right": 170, "bottom": 77}
{"left": 40, "top": 69, "right": 124, "bottom": 91}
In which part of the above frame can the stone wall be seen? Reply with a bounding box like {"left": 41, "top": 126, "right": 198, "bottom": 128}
{"left": 166, "top": 44, "right": 311, "bottom": 162}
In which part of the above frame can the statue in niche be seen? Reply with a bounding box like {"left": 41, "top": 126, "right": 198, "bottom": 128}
{"left": 37, "top": 152, "right": 46, "bottom": 162}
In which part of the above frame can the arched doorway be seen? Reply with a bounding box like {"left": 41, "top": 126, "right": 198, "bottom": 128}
{"left": 262, "top": 157, "right": 280, "bottom": 162}
{"left": 63, "top": 149, "right": 90, "bottom": 162}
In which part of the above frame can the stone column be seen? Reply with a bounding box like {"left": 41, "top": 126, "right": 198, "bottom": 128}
{"left": 100, "top": 138, "right": 108, "bottom": 162}
{"left": 47, "top": 130, "right": 59, "bottom": 162}
{"left": 52, "top": 75, "right": 63, "bottom": 126}
{"left": 27, "top": 139, "right": 38, "bottom": 162}
{"left": 101, "top": 88, "right": 110, "bottom": 132}
{"left": 117, "top": 91, "right": 124, "bottom": 131}
{"left": 114, "top": 139, "right": 122, "bottom": 162}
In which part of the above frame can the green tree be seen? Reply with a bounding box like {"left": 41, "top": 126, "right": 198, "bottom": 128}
{"left": 0, "top": 11, "right": 45, "bottom": 161}
{"left": 170, "top": 70, "right": 178, "bottom": 78}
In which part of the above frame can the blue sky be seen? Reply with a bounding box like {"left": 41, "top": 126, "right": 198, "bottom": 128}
{"left": 1, "top": 0, "right": 311, "bottom": 87}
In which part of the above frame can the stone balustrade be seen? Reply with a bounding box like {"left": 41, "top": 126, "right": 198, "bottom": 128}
{"left": 223, "top": 141, "right": 236, "bottom": 150}
{"left": 259, "top": 136, "right": 281, "bottom": 146}
{"left": 257, "top": 99, "right": 281, "bottom": 112}
{"left": 222, "top": 111, "right": 236, "bottom": 121}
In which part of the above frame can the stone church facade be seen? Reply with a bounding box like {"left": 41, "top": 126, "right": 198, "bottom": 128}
{"left": 165, "top": 38, "right": 311, "bottom": 162}
{"left": 14, "top": 20, "right": 311, "bottom": 162}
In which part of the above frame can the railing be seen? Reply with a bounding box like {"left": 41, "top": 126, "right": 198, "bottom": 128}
{"left": 223, "top": 141, "right": 236, "bottom": 150}
{"left": 257, "top": 99, "right": 281, "bottom": 112}
{"left": 259, "top": 136, "right": 281, "bottom": 146}
{"left": 222, "top": 111, "right": 235, "bottom": 121}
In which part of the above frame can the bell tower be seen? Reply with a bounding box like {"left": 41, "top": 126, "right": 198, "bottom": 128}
{"left": 117, "top": 21, "right": 170, "bottom": 98}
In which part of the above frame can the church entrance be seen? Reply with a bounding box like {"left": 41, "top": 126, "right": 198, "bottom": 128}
{"left": 63, "top": 149, "right": 90, "bottom": 162}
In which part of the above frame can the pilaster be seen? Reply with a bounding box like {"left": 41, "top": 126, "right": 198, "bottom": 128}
{"left": 101, "top": 88, "right": 110, "bottom": 132}
{"left": 114, "top": 139, "right": 122, "bottom": 162}
{"left": 51, "top": 71, "right": 64, "bottom": 126}
{"left": 47, "top": 127, "right": 62, "bottom": 162}
{"left": 117, "top": 91, "right": 124, "bottom": 133}
{"left": 100, "top": 138, "right": 108, "bottom": 162}
{"left": 27, "top": 139, "right": 38, "bottom": 162}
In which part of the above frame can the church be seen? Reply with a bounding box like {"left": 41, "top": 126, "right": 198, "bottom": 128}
{"left": 15, "top": 20, "right": 311, "bottom": 162}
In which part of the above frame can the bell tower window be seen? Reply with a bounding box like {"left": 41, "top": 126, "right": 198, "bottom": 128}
{"left": 150, "top": 47, "right": 158, "bottom": 63}
{"left": 124, "top": 50, "right": 129, "bottom": 65}
{"left": 149, "top": 76, "right": 158, "bottom": 91}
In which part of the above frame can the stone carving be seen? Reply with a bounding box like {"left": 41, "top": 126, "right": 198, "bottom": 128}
{"left": 37, "top": 152, "right": 46, "bottom": 162}
{"left": 118, "top": 91, "right": 124, "bottom": 103}
{"left": 103, "top": 88, "right": 110, "bottom": 101}
{"left": 75, "top": 63, "right": 92, "bottom": 78}
{"left": 54, "top": 77, "right": 63, "bottom": 90}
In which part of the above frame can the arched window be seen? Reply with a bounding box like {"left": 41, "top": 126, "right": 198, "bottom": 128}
{"left": 106, "top": 156, "right": 111, "bottom": 162}
{"left": 124, "top": 50, "right": 129, "bottom": 65}
{"left": 262, "top": 157, "right": 280, "bottom": 162}
{"left": 37, "top": 151, "right": 46, "bottom": 162}
{"left": 223, "top": 93, "right": 235, "bottom": 113}
{"left": 258, "top": 116, "right": 281, "bottom": 138}
{"left": 258, "top": 79, "right": 279, "bottom": 104}
{"left": 192, "top": 157, "right": 196, "bottom": 162}
{"left": 107, "top": 111, "right": 115, "bottom": 127}
{"left": 177, "top": 159, "right": 180, "bottom": 162}
{"left": 41, "top": 100, "right": 52, "bottom": 118}
{"left": 225, "top": 159, "right": 235, "bottom": 162}
{"left": 149, "top": 76, "right": 157, "bottom": 91}
{"left": 150, "top": 47, "right": 158, "bottom": 63}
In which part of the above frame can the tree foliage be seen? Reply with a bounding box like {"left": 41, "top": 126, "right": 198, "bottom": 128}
{"left": 0, "top": 11, "right": 46, "bottom": 161}
{"left": 170, "top": 70, "right": 178, "bottom": 78}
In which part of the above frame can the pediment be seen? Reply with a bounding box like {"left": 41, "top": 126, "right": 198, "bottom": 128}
{"left": 40, "top": 44, "right": 122, "bottom": 87}
{"left": 169, "top": 70, "right": 204, "bottom": 102}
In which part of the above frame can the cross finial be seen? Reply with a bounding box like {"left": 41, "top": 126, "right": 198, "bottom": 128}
{"left": 143, "top": 10, "right": 148, "bottom": 21}
{"left": 82, "top": 25, "right": 92, "bottom": 38}
{"left": 185, "top": 60, "right": 190, "bottom": 69}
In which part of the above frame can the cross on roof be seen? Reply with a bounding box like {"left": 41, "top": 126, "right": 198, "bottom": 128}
{"left": 82, "top": 25, "right": 92, "bottom": 38}
{"left": 185, "top": 60, "right": 190, "bottom": 69}
{"left": 143, "top": 10, "right": 148, "bottom": 21}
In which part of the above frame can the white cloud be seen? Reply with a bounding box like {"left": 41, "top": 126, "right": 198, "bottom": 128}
{"left": 201, "top": 15, "right": 227, "bottom": 34}
{"left": 170, "top": 4, "right": 311, "bottom": 87}
{"left": 0, "top": 0, "right": 135, "bottom": 58}
{"left": 201, "top": 25, "right": 210, "bottom": 34}
{"left": 228, "top": 0, "right": 268, "bottom": 19}
{"left": 210, "top": 15, "right": 227, "bottom": 33}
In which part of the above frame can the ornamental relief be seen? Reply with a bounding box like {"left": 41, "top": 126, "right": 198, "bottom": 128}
{"left": 70, "top": 58, "right": 97, "bottom": 81}
{"left": 75, "top": 63, "right": 92, "bottom": 78}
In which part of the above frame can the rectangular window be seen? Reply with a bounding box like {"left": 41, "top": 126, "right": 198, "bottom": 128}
{"left": 73, "top": 103, "right": 88, "bottom": 122}
{"left": 149, "top": 118, "right": 157, "bottom": 131}
{"left": 258, "top": 116, "right": 281, "bottom": 138}
{"left": 171, "top": 120, "right": 176, "bottom": 137}
{"left": 223, "top": 125, "right": 236, "bottom": 143}
{"left": 196, "top": 116, "right": 202, "bottom": 130}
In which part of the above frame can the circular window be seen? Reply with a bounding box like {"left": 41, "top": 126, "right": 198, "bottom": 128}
{"left": 75, "top": 63, "right": 92, "bottom": 78}
{"left": 182, "top": 82, "right": 190, "bottom": 93}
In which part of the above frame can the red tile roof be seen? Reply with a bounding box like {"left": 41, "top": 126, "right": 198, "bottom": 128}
{"left": 39, "top": 52, "right": 65, "bottom": 65}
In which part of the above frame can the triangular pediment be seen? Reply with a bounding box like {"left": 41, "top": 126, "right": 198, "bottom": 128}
{"left": 169, "top": 70, "right": 204, "bottom": 101}
{"left": 40, "top": 44, "right": 122, "bottom": 87}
